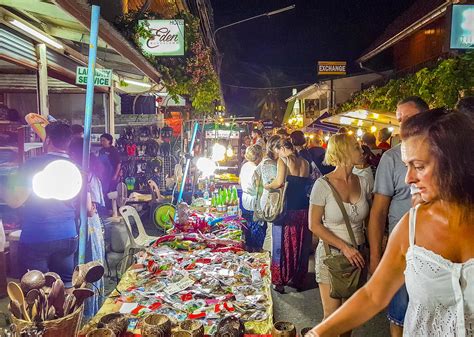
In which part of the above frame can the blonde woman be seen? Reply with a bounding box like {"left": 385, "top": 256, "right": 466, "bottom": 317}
{"left": 239, "top": 144, "right": 264, "bottom": 251}
{"left": 309, "top": 133, "right": 371, "bottom": 337}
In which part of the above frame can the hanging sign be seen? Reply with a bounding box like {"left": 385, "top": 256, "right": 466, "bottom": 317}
{"left": 318, "top": 61, "right": 347, "bottom": 75}
{"left": 205, "top": 130, "right": 240, "bottom": 139}
{"left": 450, "top": 5, "right": 474, "bottom": 49}
{"left": 138, "top": 20, "right": 185, "bottom": 56}
{"left": 75, "top": 67, "right": 112, "bottom": 87}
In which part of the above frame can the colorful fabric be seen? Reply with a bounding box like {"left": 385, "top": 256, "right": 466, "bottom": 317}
{"left": 242, "top": 209, "right": 266, "bottom": 251}
{"left": 84, "top": 175, "right": 106, "bottom": 320}
{"left": 271, "top": 210, "right": 311, "bottom": 287}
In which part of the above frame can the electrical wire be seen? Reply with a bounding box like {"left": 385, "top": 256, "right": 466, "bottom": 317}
{"left": 221, "top": 82, "right": 314, "bottom": 89}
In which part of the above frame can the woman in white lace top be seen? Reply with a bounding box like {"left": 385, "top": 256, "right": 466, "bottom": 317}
{"left": 306, "top": 109, "right": 474, "bottom": 337}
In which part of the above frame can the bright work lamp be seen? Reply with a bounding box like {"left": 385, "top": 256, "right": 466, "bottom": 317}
{"left": 32, "top": 160, "right": 83, "bottom": 200}
{"left": 196, "top": 157, "right": 217, "bottom": 178}
{"left": 211, "top": 143, "right": 226, "bottom": 162}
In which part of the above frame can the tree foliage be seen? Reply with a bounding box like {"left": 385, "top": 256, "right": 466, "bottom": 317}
{"left": 340, "top": 52, "right": 474, "bottom": 113}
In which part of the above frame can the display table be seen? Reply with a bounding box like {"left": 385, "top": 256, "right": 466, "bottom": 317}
{"left": 83, "top": 211, "right": 273, "bottom": 336}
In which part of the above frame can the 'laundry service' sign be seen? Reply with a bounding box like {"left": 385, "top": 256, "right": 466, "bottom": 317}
{"left": 318, "top": 61, "right": 347, "bottom": 76}
{"left": 75, "top": 67, "right": 112, "bottom": 87}
{"left": 138, "top": 20, "right": 185, "bottom": 56}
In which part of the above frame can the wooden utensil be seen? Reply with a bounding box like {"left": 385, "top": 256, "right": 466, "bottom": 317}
{"left": 47, "top": 305, "right": 56, "bottom": 320}
{"left": 84, "top": 261, "right": 105, "bottom": 284}
{"left": 72, "top": 288, "right": 94, "bottom": 309}
{"left": 9, "top": 300, "right": 22, "bottom": 319}
{"left": 7, "top": 282, "right": 30, "bottom": 322}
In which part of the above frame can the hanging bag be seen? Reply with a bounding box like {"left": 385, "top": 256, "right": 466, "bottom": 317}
{"left": 322, "top": 176, "right": 363, "bottom": 299}
{"left": 253, "top": 159, "right": 287, "bottom": 222}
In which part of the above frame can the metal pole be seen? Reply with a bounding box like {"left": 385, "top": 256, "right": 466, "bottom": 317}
{"left": 79, "top": 5, "right": 100, "bottom": 265}
{"left": 177, "top": 122, "right": 199, "bottom": 204}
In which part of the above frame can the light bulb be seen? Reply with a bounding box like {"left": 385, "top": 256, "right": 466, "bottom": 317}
{"left": 357, "top": 128, "right": 363, "bottom": 137}
{"left": 348, "top": 130, "right": 354, "bottom": 135}
{"left": 388, "top": 126, "right": 394, "bottom": 132}
{"left": 370, "top": 125, "right": 377, "bottom": 133}
{"left": 226, "top": 146, "right": 234, "bottom": 157}
{"left": 324, "top": 135, "right": 330, "bottom": 142}
{"left": 32, "top": 160, "right": 82, "bottom": 200}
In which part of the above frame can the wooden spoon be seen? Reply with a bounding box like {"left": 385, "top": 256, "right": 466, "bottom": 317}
{"left": 7, "top": 282, "right": 30, "bottom": 322}
{"left": 84, "top": 261, "right": 105, "bottom": 284}
{"left": 72, "top": 288, "right": 94, "bottom": 309}
{"left": 9, "top": 300, "right": 22, "bottom": 319}
{"left": 47, "top": 306, "right": 56, "bottom": 321}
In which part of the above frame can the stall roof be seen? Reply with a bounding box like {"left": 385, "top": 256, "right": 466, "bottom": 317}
{"left": 319, "top": 109, "right": 400, "bottom": 133}
{"left": 0, "top": 0, "right": 162, "bottom": 86}
{"left": 358, "top": 0, "right": 449, "bottom": 63}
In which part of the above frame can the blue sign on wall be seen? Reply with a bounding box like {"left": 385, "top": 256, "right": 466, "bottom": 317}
{"left": 450, "top": 5, "right": 474, "bottom": 49}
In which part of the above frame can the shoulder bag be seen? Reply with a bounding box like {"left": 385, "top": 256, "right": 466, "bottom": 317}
{"left": 253, "top": 159, "right": 287, "bottom": 222}
{"left": 322, "top": 176, "right": 363, "bottom": 299}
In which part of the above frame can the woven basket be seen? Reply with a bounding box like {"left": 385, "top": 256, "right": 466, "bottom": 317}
{"left": 179, "top": 320, "right": 204, "bottom": 337}
{"left": 10, "top": 305, "right": 83, "bottom": 337}
{"left": 98, "top": 313, "right": 128, "bottom": 336}
{"left": 141, "top": 313, "right": 171, "bottom": 337}
{"left": 272, "top": 321, "right": 296, "bottom": 337}
{"left": 86, "top": 328, "right": 116, "bottom": 337}
{"left": 172, "top": 331, "right": 192, "bottom": 337}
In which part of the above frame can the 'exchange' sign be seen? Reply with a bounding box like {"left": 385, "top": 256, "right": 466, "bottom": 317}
{"left": 318, "top": 61, "right": 347, "bottom": 76}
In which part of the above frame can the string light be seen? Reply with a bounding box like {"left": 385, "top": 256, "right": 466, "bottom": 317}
{"left": 370, "top": 125, "right": 377, "bottom": 133}
{"left": 357, "top": 128, "right": 363, "bottom": 137}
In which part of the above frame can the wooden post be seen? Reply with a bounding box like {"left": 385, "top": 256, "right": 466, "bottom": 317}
{"left": 35, "top": 43, "right": 49, "bottom": 117}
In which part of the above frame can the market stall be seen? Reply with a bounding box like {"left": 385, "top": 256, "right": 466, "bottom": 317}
{"left": 81, "top": 205, "right": 273, "bottom": 336}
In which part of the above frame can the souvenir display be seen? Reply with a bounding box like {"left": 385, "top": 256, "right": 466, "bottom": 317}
{"left": 82, "top": 206, "right": 272, "bottom": 336}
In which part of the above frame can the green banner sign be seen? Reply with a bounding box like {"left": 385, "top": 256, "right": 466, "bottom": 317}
{"left": 76, "top": 67, "right": 112, "bottom": 87}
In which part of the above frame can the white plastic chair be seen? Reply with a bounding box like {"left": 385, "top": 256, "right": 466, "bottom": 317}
{"left": 119, "top": 205, "right": 158, "bottom": 275}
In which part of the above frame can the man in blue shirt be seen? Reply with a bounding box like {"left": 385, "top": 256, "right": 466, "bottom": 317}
{"left": 367, "top": 96, "right": 429, "bottom": 337}
{"left": 6, "top": 122, "right": 78, "bottom": 287}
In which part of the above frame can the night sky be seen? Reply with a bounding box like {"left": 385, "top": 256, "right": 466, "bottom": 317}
{"left": 210, "top": 0, "right": 416, "bottom": 118}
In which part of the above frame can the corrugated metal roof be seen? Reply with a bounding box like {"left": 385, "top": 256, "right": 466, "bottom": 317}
{"left": 0, "top": 74, "right": 85, "bottom": 92}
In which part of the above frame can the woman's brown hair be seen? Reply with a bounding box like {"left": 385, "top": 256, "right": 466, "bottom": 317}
{"left": 266, "top": 135, "right": 281, "bottom": 160}
{"left": 400, "top": 108, "right": 474, "bottom": 206}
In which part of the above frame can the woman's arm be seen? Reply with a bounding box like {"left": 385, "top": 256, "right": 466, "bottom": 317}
{"left": 265, "top": 158, "right": 286, "bottom": 189}
{"left": 309, "top": 204, "right": 365, "bottom": 269}
{"left": 306, "top": 214, "right": 410, "bottom": 337}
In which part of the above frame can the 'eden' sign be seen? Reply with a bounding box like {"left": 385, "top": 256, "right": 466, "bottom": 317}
{"left": 138, "top": 20, "right": 185, "bottom": 56}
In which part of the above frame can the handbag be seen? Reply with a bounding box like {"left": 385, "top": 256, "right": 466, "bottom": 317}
{"left": 253, "top": 159, "right": 287, "bottom": 222}
{"left": 322, "top": 176, "right": 363, "bottom": 299}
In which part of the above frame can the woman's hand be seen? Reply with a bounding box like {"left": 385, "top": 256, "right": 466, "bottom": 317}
{"left": 341, "top": 244, "right": 365, "bottom": 269}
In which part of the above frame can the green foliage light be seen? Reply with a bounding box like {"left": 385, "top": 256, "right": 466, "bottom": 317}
{"left": 340, "top": 52, "right": 474, "bottom": 113}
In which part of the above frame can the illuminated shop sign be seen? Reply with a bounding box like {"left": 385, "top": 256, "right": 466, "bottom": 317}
{"left": 450, "top": 5, "right": 474, "bottom": 49}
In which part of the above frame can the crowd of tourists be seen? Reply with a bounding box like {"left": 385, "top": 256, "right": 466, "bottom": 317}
{"left": 239, "top": 96, "right": 474, "bottom": 337}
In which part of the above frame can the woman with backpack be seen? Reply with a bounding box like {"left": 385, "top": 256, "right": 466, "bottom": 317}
{"left": 265, "top": 137, "right": 313, "bottom": 293}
